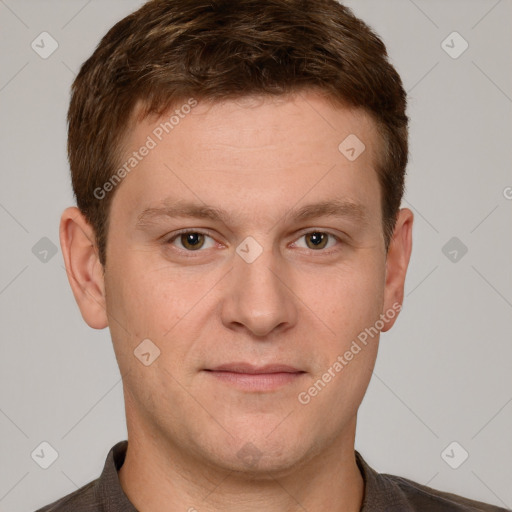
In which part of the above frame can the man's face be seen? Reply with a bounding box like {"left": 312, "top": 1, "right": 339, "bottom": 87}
{"left": 102, "top": 92, "right": 400, "bottom": 473}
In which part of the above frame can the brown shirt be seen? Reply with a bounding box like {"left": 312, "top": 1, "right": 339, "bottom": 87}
{"left": 35, "top": 440, "right": 510, "bottom": 512}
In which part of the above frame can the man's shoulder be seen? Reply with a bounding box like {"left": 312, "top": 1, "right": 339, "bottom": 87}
{"left": 356, "top": 451, "right": 510, "bottom": 512}
{"left": 33, "top": 441, "right": 136, "bottom": 512}
{"left": 34, "top": 479, "right": 98, "bottom": 512}
{"left": 381, "top": 471, "right": 510, "bottom": 512}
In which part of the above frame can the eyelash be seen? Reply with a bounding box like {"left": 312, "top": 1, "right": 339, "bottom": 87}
{"left": 165, "top": 229, "right": 343, "bottom": 255}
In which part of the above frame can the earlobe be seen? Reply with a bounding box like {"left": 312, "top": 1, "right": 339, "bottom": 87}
{"left": 59, "top": 207, "right": 109, "bottom": 329}
{"left": 381, "top": 208, "right": 413, "bottom": 332}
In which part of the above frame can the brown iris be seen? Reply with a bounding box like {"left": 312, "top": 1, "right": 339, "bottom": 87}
{"left": 305, "top": 232, "right": 329, "bottom": 250}
{"left": 180, "top": 232, "right": 205, "bottom": 250}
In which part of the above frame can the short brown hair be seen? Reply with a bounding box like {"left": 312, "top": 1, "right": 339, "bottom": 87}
{"left": 68, "top": 0, "right": 408, "bottom": 265}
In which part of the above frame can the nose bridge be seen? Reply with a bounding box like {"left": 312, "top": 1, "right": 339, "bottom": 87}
{"left": 221, "top": 240, "right": 297, "bottom": 337}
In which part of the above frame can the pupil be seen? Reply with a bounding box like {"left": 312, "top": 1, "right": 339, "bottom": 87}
{"left": 311, "top": 232, "right": 323, "bottom": 245}
{"left": 308, "top": 232, "right": 326, "bottom": 249}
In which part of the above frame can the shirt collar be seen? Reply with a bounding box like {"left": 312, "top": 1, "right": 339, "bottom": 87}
{"left": 355, "top": 450, "right": 411, "bottom": 510}
{"left": 94, "top": 440, "right": 137, "bottom": 512}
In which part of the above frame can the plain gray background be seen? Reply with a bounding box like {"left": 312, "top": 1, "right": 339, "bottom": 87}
{"left": 0, "top": 0, "right": 511, "bottom": 510}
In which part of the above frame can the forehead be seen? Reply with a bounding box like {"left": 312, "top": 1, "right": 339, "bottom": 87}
{"left": 112, "top": 92, "right": 383, "bottom": 228}
{"left": 126, "top": 93, "right": 382, "bottom": 167}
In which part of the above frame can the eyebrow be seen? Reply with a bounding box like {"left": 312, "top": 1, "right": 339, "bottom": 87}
{"left": 135, "top": 198, "right": 369, "bottom": 230}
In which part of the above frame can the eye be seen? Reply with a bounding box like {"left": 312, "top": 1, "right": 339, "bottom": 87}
{"left": 166, "top": 229, "right": 341, "bottom": 254}
{"left": 167, "top": 230, "right": 216, "bottom": 251}
{"left": 292, "top": 231, "right": 340, "bottom": 251}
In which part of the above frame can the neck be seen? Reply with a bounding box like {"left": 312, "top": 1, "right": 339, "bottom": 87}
{"left": 118, "top": 416, "right": 364, "bottom": 512}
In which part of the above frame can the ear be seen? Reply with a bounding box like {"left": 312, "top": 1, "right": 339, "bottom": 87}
{"left": 60, "top": 207, "right": 108, "bottom": 329}
{"left": 381, "top": 207, "right": 413, "bottom": 332}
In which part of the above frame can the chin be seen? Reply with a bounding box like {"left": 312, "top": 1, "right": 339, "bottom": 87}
{"left": 221, "top": 449, "right": 310, "bottom": 479}
{"left": 196, "top": 428, "right": 318, "bottom": 479}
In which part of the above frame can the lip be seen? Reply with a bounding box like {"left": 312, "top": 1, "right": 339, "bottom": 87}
{"left": 208, "top": 363, "right": 303, "bottom": 374}
{"left": 204, "top": 363, "right": 306, "bottom": 392}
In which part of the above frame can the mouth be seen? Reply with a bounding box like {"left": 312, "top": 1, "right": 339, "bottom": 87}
{"left": 203, "top": 363, "right": 306, "bottom": 392}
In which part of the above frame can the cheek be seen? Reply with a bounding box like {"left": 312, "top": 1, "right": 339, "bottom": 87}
{"left": 304, "top": 258, "right": 384, "bottom": 410}
{"left": 105, "top": 252, "right": 188, "bottom": 332}
{"left": 104, "top": 254, "right": 217, "bottom": 372}
{"left": 305, "top": 259, "right": 385, "bottom": 340}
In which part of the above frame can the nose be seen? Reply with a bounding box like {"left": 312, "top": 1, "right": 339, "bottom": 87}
{"left": 220, "top": 245, "right": 298, "bottom": 338}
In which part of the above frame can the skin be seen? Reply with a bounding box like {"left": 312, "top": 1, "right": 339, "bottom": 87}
{"left": 60, "top": 91, "right": 413, "bottom": 512}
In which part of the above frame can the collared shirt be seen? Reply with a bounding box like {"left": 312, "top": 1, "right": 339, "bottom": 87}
{"left": 35, "top": 440, "right": 510, "bottom": 512}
